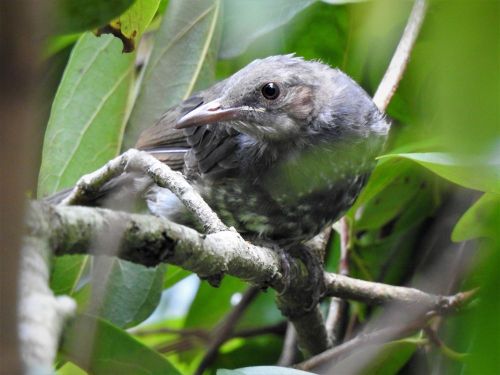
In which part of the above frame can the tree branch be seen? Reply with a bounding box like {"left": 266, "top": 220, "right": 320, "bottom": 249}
{"left": 26, "top": 201, "right": 473, "bottom": 316}
{"left": 19, "top": 208, "right": 76, "bottom": 372}
{"left": 372, "top": 0, "right": 428, "bottom": 112}
{"left": 61, "top": 149, "right": 227, "bottom": 234}
{"left": 296, "top": 316, "right": 429, "bottom": 371}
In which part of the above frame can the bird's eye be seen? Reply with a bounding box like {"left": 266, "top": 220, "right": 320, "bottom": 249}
{"left": 261, "top": 82, "right": 280, "bottom": 100}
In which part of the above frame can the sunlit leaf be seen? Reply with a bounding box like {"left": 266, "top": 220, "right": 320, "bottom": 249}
{"left": 379, "top": 152, "right": 500, "bottom": 193}
{"left": 163, "top": 264, "right": 192, "bottom": 289}
{"left": 114, "top": 0, "right": 160, "bottom": 39}
{"left": 61, "top": 314, "right": 182, "bottom": 375}
{"left": 452, "top": 193, "right": 500, "bottom": 243}
{"left": 124, "top": 0, "right": 222, "bottom": 147}
{"left": 56, "top": 0, "right": 136, "bottom": 33}
{"left": 50, "top": 255, "right": 89, "bottom": 296}
{"left": 106, "top": 0, "right": 161, "bottom": 52}
{"left": 38, "top": 33, "right": 134, "bottom": 197}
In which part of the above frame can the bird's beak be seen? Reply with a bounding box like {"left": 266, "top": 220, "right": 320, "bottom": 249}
{"left": 175, "top": 99, "right": 241, "bottom": 129}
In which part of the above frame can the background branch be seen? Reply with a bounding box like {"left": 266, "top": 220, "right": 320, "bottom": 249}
{"left": 195, "top": 287, "right": 260, "bottom": 375}
{"left": 372, "top": 0, "right": 428, "bottom": 111}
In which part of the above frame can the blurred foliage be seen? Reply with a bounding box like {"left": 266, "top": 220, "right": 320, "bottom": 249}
{"left": 56, "top": 0, "right": 136, "bottom": 33}
{"left": 39, "top": 0, "right": 499, "bottom": 374}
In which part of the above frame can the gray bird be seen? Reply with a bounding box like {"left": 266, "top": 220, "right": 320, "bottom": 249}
{"left": 137, "top": 55, "right": 389, "bottom": 247}
{"left": 48, "top": 55, "right": 389, "bottom": 300}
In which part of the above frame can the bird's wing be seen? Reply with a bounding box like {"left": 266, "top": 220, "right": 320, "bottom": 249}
{"left": 135, "top": 95, "right": 204, "bottom": 171}
{"left": 136, "top": 83, "right": 241, "bottom": 179}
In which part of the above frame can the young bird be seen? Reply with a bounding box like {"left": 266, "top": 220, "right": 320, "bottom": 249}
{"left": 49, "top": 55, "right": 388, "bottom": 301}
{"left": 138, "top": 55, "right": 389, "bottom": 248}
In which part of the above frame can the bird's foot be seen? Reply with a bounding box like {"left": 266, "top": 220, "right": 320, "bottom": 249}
{"left": 276, "top": 244, "right": 325, "bottom": 312}
{"left": 289, "top": 244, "right": 326, "bottom": 311}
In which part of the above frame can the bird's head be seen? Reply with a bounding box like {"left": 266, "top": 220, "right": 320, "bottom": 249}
{"left": 175, "top": 55, "right": 388, "bottom": 143}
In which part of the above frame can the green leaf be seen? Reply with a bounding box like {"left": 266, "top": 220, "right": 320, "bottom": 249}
{"left": 60, "top": 314, "right": 182, "bottom": 375}
{"left": 214, "top": 336, "right": 284, "bottom": 373}
{"left": 379, "top": 152, "right": 500, "bottom": 193}
{"left": 452, "top": 193, "right": 500, "bottom": 243}
{"left": 56, "top": 0, "right": 136, "bottom": 33}
{"left": 464, "top": 247, "right": 500, "bottom": 375}
{"left": 217, "top": 367, "right": 315, "bottom": 375}
{"left": 184, "top": 276, "right": 246, "bottom": 329}
{"left": 124, "top": 0, "right": 222, "bottom": 147}
{"left": 321, "top": 0, "right": 368, "bottom": 3}
{"left": 113, "top": 0, "right": 161, "bottom": 39}
{"left": 348, "top": 159, "right": 412, "bottom": 216}
{"left": 163, "top": 264, "right": 192, "bottom": 289}
{"left": 107, "top": 0, "right": 161, "bottom": 52}
{"left": 356, "top": 340, "right": 420, "bottom": 375}
{"left": 38, "top": 33, "right": 134, "bottom": 197}
{"left": 219, "top": 0, "right": 315, "bottom": 59}
{"left": 354, "top": 166, "right": 423, "bottom": 231}
{"left": 236, "top": 290, "right": 282, "bottom": 330}
{"left": 91, "top": 258, "right": 164, "bottom": 328}
{"left": 43, "top": 33, "right": 81, "bottom": 58}
{"left": 50, "top": 255, "right": 89, "bottom": 296}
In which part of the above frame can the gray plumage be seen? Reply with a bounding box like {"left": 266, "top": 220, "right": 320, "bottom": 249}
{"left": 138, "top": 55, "right": 389, "bottom": 245}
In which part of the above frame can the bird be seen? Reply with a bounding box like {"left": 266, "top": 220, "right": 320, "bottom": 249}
{"left": 49, "top": 54, "right": 389, "bottom": 303}
{"left": 133, "top": 55, "right": 389, "bottom": 301}
{"left": 137, "top": 55, "right": 389, "bottom": 246}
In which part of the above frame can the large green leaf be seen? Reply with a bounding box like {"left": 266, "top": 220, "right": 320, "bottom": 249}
{"left": 83, "top": 258, "right": 164, "bottom": 328}
{"left": 452, "top": 193, "right": 500, "bottom": 243}
{"left": 56, "top": 0, "right": 136, "bottom": 33}
{"left": 379, "top": 152, "right": 500, "bottom": 193}
{"left": 219, "top": 0, "right": 315, "bottom": 59}
{"left": 354, "top": 166, "right": 423, "bottom": 231}
{"left": 93, "top": 258, "right": 165, "bottom": 327}
{"left": 124, "top": 0, "right": 222, "bottom": 147}
{"left": 61, "top": 314, "right": 182, "bottom": 375}
{"left": 38, "top": 32, "right": 134, "bottom": 197}
{"left": 348, "top": 159, "right": 412, "bottom": 216}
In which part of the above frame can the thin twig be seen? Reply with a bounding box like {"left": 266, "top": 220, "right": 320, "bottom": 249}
{"left": 324, "top": 272, "right": 476, "bottom": 313}
{"left": 326, "top": 218, "right": 350, "bottom": 343}
{"left": 296, "top": 316, "right": 430, "bottom": 371}
{"left": 234, "top": 322, "right": 286, "bottom": 338}
{"left": 372, "top": 0, "right": 428, "bottom": 112}
{"left": 277, "top": 323, "right": 298, "bottom": 366}
{"left": 61, "top": 149, "right": 227, "bottom": 234}
{"left": 195, "top": 287, "right": 260, "bottom": 375}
